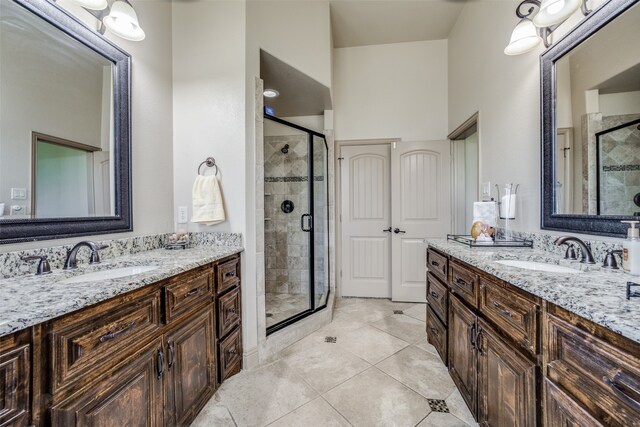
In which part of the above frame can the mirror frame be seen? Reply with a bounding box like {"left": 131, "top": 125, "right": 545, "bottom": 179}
{"left": 541, "top": 0, "right": 640, "bottom": 237}
{"left": 0, "top": 0, "right": 132, "bottom": 244}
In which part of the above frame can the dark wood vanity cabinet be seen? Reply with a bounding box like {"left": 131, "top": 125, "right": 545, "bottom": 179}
{"left": 477, "top": 319, "right": 537, "bottom": 427}
{"left": 4, "top": 253, "right": 242, "bottom": 427}
{"left": 0, "top": 330, "right": 30, "bottom": 427}
{"left": 448, "top": 295, "right": 478, "bottom": 414}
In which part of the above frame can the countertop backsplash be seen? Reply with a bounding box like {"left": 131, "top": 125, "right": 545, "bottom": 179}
{"left": 0, "top": 232, "right": 242, "bottom": 279}
{"left": 505, "top": 230, "right": 623, "bottom": 263}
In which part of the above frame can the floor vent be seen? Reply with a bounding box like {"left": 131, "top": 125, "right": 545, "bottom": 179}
{"left": 325, "top": 336, "right": 337, "bottom": 343}
{"left": 427, "top": 399, "right": 449, "bottom": 413}
{"left": 265, "top": 313, "right": 273, "bottom": 318}
{"left": 393, "top": 310, "right": 404, "bottom": 314}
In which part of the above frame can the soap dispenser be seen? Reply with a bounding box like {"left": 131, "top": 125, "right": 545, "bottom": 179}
{"left": 622, "top": 220, "right": 640, "bottom": 275}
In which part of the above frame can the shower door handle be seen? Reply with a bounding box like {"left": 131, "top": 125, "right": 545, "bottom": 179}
{"left": 301, "top": 214, "right": 313, "bottom": 232}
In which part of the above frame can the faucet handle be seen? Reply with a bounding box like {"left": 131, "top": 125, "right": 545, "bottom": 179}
{"left": 21, "top": 255, "right": 51, "bottom": 275}
{"left": 89, "top": 244, "right": 109, "bottom": 264}
{"left": 564, "top": 244, "right": 578, "bottom": 261}
{"left": 602, "top": 249, "right": 623, "bottom": 270}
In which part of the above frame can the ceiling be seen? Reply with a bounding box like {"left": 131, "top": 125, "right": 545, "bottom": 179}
{"left": 330, "top": 0, "right": 467, "bottom": 48}
{"left": 261, "top": 50, "right": 332, "bottom": 117}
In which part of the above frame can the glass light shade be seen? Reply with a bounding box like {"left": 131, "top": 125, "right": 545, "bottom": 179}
{"left": 70, "top": 0, "right": 108, "bottom": 10}
{"left": 504, "top": 19, "right": 542, "bottom": 55}
{"left": 103, "top": 1, "right": 145, "bottom": 41}
{"left": 533, "top": 0, "right": 582, "bottom": 27}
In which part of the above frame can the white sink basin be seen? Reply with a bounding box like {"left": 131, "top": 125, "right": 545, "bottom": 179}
{"left": 495, "top": 260, "right": 582, "bottom": 274}
{"left": 60, "top": 266, "right": 159, "bottom": 284}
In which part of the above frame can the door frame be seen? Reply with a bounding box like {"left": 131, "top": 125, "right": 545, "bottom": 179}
{"left": 335, "top": 138, "right": 399, "bottom": 299}
{"left": 448, "top": 112, "right": 481, "bottom": 234}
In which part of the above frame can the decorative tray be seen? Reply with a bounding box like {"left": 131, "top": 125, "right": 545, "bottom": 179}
{"left": 447, "top": 234, "right": 533, "bottom": 248}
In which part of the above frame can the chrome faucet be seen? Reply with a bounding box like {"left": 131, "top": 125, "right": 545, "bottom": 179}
{"left": 63, "top": 241, "right": 108, "bottom": 270}
{"left": 554, "top": 236, "right": 596, "bottom": 264}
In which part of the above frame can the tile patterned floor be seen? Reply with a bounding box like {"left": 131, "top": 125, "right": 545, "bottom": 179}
{"left": 191, "top": 297, "right": 478, "bottom": 427}
{"left": 265, "top": 292, "right": 327, "bottom": 328}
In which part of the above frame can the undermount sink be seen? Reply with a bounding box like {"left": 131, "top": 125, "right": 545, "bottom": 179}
{"left": 60, "top": 266, "right": 159, "bottom": 284}
{"left": 495, "top": 260, "right": 583, "bottom": 274}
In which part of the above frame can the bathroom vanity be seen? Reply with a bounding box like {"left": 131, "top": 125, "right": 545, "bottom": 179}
{"left": 0, "top": 247, "right": 242, "bottom": 427}
{"left": 426, "top": 241, "right": 640, "bottom": 427}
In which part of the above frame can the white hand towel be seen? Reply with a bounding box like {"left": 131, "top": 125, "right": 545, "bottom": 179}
{"left": 191, "top": 175, "right": 226, "bottom": 225}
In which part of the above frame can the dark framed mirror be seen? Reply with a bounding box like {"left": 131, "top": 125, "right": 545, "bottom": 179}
{"left": 541, "top": 0, "right": 640, "bottom": 237}
{"left": 0, "top": 0, "right": 131, "bottom": 244}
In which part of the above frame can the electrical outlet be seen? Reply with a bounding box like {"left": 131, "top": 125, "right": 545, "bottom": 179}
{"left": 10, "top": 205, "right": 26, "bottom": 216}
{"left": 11, "top": 188, "right": 27, "bottom": 200}
{"left": 178, "top": 206, "right": 188, "bottom": 224}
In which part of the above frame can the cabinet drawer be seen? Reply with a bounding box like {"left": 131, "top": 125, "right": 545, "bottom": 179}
{"left": 218, "top": 326, "right": 242, "bottom": 383}
{"left": 545, "top": 313, "right": 640, "bottom": 426}
{"left": 449, "top": 262, "right": 478, "bottom": 308}
{"left": 479, "top": 278, "right": 538, "bottom": 355}
{"left": 216, "top": 257, "right": 240, "bottom": 295}
{"left": 164, "top": 270, "right": 213, "bottom": 322}
{"left": 544, "top": 379, "right": 602, "bottom": 427}
{"left": 427, "top": 248, "right": 448, "bottom": 284}
{"left": 0, "top": 336, "right": 30, "bottom": 427}
{"left": 427, "top": 273, "right": 448, "bottom": 326}
{"left": 218, "top": 287, "right": 241, "bottom": 339}
{"left": 426, "top": 305, "right": 447, "bottom": 365}
{"left": 50, "top": 290, "right": 162, "bottom": 394}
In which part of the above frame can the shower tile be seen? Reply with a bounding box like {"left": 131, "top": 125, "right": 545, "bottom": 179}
{"left": 376, "top": 346, "right": 456, "bottom": 400}
{"left": 323, "top": 367, "right": 430, "bottom": 427}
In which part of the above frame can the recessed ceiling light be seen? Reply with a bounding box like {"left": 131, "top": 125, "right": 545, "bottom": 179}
{"left": 263, "top": 89, "right": 279, "bottom": 98}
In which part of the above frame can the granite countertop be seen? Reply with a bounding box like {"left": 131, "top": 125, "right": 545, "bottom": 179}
{"left": 426, "top": 239, "right": 640, "bottom": 345}
{"left": 0, "top": 245, "right": 244, "bottom": 338}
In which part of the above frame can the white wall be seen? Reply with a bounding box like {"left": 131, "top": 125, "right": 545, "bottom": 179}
{"left": 2, "top": 0, "right": 175, "bottom": 252}
{"left": 600, "top": 91, "right": 640, "bottom": 116}
{"left": 448, "top": 2, "right": 543, "bottom": 232}
{"left": 333, "top": 40, "right": 448, "bottom": 142}
{"left": 171, "top": 0, "right": 255, "bottom": 363}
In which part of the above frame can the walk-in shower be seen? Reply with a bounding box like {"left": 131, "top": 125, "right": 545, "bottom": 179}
{"left": 264, "top": 115, "right": 330, "bottom": 334}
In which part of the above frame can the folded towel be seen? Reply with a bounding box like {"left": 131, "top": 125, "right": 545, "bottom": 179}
{"left": 191, "top": 175, "right": 226, "bottom": 225}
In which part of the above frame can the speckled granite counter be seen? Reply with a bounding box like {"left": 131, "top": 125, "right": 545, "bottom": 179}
{"left": 426, "top": 239, "right": 640, "bottom": 344}
{"left": 0, "top": 245, "right": 243, "bottom": 338}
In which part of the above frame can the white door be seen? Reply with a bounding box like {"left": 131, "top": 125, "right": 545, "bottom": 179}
{"left": 340, "top": 145, "right": 392, "bottom": 298}
{"left": 391, "top": 141, "right": 451, "bottom": 302}
{"left": 93, "top": 151, "right": 111, "bottom": 216}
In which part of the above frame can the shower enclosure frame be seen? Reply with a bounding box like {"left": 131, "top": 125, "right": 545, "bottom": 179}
{"left": 265, "top": 114, "right": 331, "bottom": 335}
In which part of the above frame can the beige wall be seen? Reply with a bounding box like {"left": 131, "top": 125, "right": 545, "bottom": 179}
{"left": 1, "top": 0, "right": 175, "bottom": 252}
{"left": 333, "top": 39, "right": 448, "bottom": 142}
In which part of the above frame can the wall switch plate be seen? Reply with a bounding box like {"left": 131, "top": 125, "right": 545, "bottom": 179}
{"left": 178, "top": 206, "right": 188, "bottom": 224}
{"left": 11, "top": 188, "right": 27, "bottom": 200}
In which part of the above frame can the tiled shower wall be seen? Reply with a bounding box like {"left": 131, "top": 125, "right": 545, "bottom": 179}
{"left": 264, "top": 133, "right": 328, "bottom": 298}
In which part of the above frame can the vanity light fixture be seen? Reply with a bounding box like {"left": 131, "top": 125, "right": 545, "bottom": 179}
{"left": 103, "top": 0, "right": 145, "bottom": 41}
{"left": 70, "top": 0, "right": 108, "bottom": 11}
{"left": 505, "top": 0, "right": 591, "bottom": 55}
{"left": 263, "top": 89, "right": 280, "bottom": 98}
{"left": 56, "top": 0, "right": 145, "bottom": 41}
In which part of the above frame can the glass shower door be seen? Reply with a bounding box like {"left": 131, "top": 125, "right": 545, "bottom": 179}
{"left": 312, "top": 134, "right": 329, "bottom": 308}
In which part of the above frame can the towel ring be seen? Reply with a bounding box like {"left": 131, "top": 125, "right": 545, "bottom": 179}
{"left": 198, "top": 157, "right": 219, "bottom": 176}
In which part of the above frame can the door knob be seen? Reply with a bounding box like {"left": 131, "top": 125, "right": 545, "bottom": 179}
{"left": 383, "top": 227, "right": 392, "bottom": 233}
{"left": 394, "top": 228, "right": 406, "bottom": 234}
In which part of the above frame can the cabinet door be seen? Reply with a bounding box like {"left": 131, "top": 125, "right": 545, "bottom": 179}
{"left": 51, "top": 338, "right": 164, "bottom": 427}
{"left": 477, "top": 319, "right": 537, "bottom": 427}
{"left": 448, "top": 295, "right": 478, "bottom": 416}
{"left": 165, "top": 305, "right": 216, "bottom": 426}
{"left": 544, "top": 379, "right": 603, "bottom": 427}
{"left": 0, "top": 342, "right": 30, "bottom": 427}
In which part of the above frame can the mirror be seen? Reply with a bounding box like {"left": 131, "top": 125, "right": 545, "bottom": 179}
{"left": 0, "top": 0, "right": 131, "bottom": 243}
{"left": 542, "top": 0, "right": 640, "bottom": 236}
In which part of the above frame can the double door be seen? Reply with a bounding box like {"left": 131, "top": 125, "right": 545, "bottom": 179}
{"left": 340, "top": 141, "right": 451, "bottom": 301}
{"left": 448, "top": 296, "right": 537, "bottom": 426}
